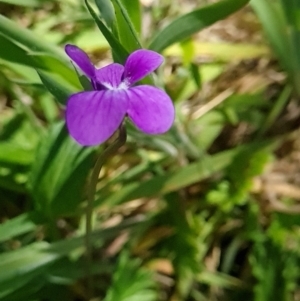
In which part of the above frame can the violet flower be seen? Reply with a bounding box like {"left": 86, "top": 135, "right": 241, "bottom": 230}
{"left": 65, "top": 44, "right": 175, "bottom": 146}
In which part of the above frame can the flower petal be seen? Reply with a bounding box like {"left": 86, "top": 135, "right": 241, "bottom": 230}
{"left": 95, "top": 63, "right": 124, "bottom": 89}
{"left": 123, "top": 49, "right": 164, "bottom": 85}
{"left": 66, "top": 90, "right": 128, "bottom": 146}
{"left": 127, "top": 85, "right": 174, "bottom": 134}
{"left": 65, "top": 44, "right": 95, "bottom": 78}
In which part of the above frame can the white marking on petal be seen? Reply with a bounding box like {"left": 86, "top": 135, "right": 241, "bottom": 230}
{"left": 102, "top": 82, "right": 114, "bottom": 90}
{"left": 101, "top": 81, "right": 129, "bottom": 91}
{"left": 117, "top": 82, "right": 129, "bottom": 90}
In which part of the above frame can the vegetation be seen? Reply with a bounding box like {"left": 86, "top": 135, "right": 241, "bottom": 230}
{"left": 0, "top": 0, "right": 299, "bottom": 300}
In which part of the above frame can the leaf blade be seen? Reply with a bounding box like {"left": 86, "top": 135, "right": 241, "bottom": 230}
{"left": 84, "top": 0, "right": 129, "bottom": 63}
{"left": 149, "top": 0, "right": 250, "bottom": 52}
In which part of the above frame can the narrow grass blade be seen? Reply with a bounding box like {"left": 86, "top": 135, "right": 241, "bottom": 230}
{"left": 0, "top": 212, "right": 40, "bottom": 243}
{"left": 257, "top": 85, "right": 292, "bottom": 137}
{"left": 149, "top": 0, "right": 250, "bottom": 52}
{"left": 0, "top": 15, "right": 64, "bottom": 61}
{"left": 85, "top": 0, "right": 129, "bottom": 63}
{"left": 28, "top": 122, "right": 93, "bottom": 218}
{"left": 251, "top": 0, "right": 293, "bottom": 78}
{"left": 95, "top": 0, "right": 116, "bottom": 28}
{"left": 97, "top": 140, "right": 278, "bottom": 207}
{"left": 0, "top": 0, "right": 46, "bottom": 6}
{"left": 37, "top": 71, "right": 75, "bottom": 105}
{"left": 112, "top": 0, "right": 142, "bottom": 52}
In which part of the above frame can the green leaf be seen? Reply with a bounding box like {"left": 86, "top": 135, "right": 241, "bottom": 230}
{"left": 119, "top": 0, "right": 141, "bottom": 35}
{"left": 0, "top": 212, "right": 40, "bottom": 243}
{"left": 0, "top": 34, "right": 77, "bottom": 88}
{"left": 280, "top": 0, "right": 299, "bottom": 28}
{"left": 95, "top": 0, "right": 116, "bottom": 28}
{"left": 190, "top": 111, "right": 225, "bottom": 151}
{"left": 112, "top": 0, "right": 142, "bottom": 52}
{"left": 84, "top": 0, "right": 129, "bottom": 63}
{"left": 104, "top": 252, "right": 157, "bottom": 301}
{"left": 190, "top": 62, "right": 201, "bottom": 88}
{"left": 0, "top": 218, "right": 145, "bottom": 300}
{"left": 98, "top": 140, "right": 278, "bottom": 207}
{"left": 1, "top": 61, "right": 41, "bottom": 84}
{"left": 97, "top": 147, "right": 238, "bottom": 207}
{"left": 0, "top": 112, "right": 39, "bottom": 165}
{"left": 165, "top": 42, "right": 270, "bottom": 62}
{"left": 0, "top": 35, "right": 37, "bottom": 68}
{"left": 198, "top": 270, "right": 243, "bottom": 288}
{"left": 0, "top": 15, "right": 64, "bottom": 61}
{"left": 32, "top": 53, "right": 80, "bottom": 88}
{"left": 149, "top": 0, "right": 250, "bottom": 52}
{"left": 257, "top": 85, "right": 292, "bottom": 137}
{"left": 251, "top": 0, "right": 292, "bottom": 73}
{"left": 0, "top": 242, "right": 59, "bottom": 299}
{"left": 28, "top": 122, "right": 94, "bottom": 218}
{"left": 251, "top": 239, "right": 297, "bottom": 301}
{"left": 0, "top": 0, "right": 47, "bottom": 6}
{"left": 251, "top": 0, "right": 300, "bottom": 96}
{"left": 37, "top": 71, "right": 75, "bottom": 105}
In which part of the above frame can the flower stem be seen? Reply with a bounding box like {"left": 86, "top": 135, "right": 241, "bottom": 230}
{"left": 85, "top": 124, "right": 127, "bottom": 299}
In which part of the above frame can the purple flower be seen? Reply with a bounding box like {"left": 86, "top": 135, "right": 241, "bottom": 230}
{"left": 64, "top": 44, "right": 175, "bottom": 146}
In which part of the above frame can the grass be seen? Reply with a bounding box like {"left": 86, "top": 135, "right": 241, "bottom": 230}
{"left": 0, "top": 1, "right": 300, "bottom": 301}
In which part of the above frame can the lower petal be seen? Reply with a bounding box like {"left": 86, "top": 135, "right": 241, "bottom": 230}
{"left": 127, "top": 85, "right": 174, "bottom": 135}
{"left": 66, "top": 90, "right": 128, "bottom": 146}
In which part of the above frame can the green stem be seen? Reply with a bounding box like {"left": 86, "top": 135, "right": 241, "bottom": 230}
{"left": 85, "top": 124, "right": 127, "bottom": 299}
{"left": 256, "top": 85, "right": 292, "bottom": 138}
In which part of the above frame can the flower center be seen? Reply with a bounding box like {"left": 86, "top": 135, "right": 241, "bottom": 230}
{"left": 101, "top": 81, "right": 129, "bottom": 91}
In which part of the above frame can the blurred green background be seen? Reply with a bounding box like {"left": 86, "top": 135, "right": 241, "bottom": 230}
{"left": 0, "top": 0, "right": 300, "bottom": 300}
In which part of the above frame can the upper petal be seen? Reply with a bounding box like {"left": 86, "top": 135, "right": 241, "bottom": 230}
{"left": 95, "top": 63, "right": 124, "bottom": 89}
{"left": 66, "top": 90, "right": 128, "bottom": 146}
{"left": 65, "top": 44, "right": 95, "bottom": 78}
{"left": 123, "top": 49, "right": 164, "bottom": 85}
{"left": 127, "top": 85, "right": 174, "bottom": 134}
